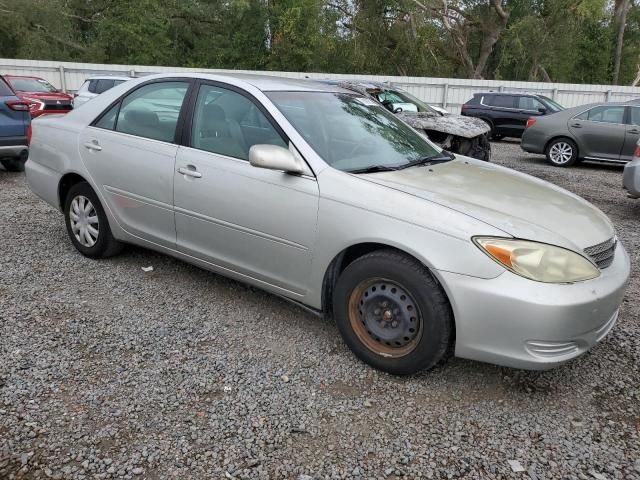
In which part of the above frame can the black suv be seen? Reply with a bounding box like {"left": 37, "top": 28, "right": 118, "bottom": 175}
{"left": 461, "top": 92, "right": 564, "bottom": 140}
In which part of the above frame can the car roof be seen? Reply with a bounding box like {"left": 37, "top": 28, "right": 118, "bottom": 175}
{"left": 85, "top": 75, "right": 133, "bottom": 81}
{"left": 474, "top": 91, "right": 547, "bottom": 97}
{"left": 142, "top": 72, "right": 350, "bottom": 93}
{"left": 320, "top": 79, "right": 393, "bottom": 90}
{"left": 4, "top": 74, "right": 45, "bottom": 80}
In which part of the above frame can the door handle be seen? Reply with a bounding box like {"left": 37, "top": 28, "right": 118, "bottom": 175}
{"left": 628, "top": 129, "right": 640, "bottom": 134}
{"left": 178, "top": 166, "right": 202, "bottom": 178}
{"left": 570, "top": 123, "right": 582, "bottom": 128}
{"left": 83, "top": 141, "right": 102, "bottom": 151}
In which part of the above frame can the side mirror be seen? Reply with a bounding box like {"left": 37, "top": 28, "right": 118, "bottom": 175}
{"left": 249, "top": 144, "right": 304, "bottom": 174}
{"left": 538, "top": 107, "right": 547, "bottom": 114}
{"left": 394, "top": 107, "right": 403, "bottom": 113}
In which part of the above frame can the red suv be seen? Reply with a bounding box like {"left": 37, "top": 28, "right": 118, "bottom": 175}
{"left": 4, "top": 75, "right": 74, "bottom": 117}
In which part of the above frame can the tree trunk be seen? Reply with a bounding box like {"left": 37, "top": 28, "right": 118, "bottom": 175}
{"left": 613, "top": 0, "right": 631, "bottom": 85}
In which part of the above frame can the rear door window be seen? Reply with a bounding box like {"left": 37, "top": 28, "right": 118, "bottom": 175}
{"left": 0, "top": 77, "right": 14, "bottom": 96}
{"left": 115, "top": 81, "right": 189, "bottom": 142}
{"left": 95, "top": 79, "right": 116, "bottom": 94}
{"left": 87, "top": 80, "right": 99, "bottom": 94}
{"left": 489, "top": 95, "right": 515, "bottom": 108}
{"left": 629, "top": 107, "right": 640, "bottom": 126}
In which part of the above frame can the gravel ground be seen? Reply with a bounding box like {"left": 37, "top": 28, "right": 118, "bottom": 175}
{"left": 1, "top": 141, "right": 639, "bottom": 480}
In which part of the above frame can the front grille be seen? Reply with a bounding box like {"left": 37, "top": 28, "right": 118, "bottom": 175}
{"left": 584, "top": 237, "right": 616, "bottom": 269}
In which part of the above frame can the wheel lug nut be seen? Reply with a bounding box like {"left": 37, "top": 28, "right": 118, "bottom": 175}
{"left": 391, "top": 321, "right": 398, "bottom": 328}
{"left": 374, "top": 308, "right": 381, "bottom": 315}
{"left": 382, "top": 301, "right": 388, "bottom": 308}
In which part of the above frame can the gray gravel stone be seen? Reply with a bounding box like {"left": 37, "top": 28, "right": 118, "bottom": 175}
{"left": 0, "top": 141, "right": 639, "bottom": 479}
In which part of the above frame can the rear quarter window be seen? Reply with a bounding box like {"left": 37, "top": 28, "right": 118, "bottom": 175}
{"left": 0, "top": 77, "right": 14, "bottom": 96}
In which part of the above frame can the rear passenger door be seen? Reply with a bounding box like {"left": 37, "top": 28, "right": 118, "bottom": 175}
{"left": 78, "top": 80, "right": 192, "bottom": 248}
{"left": 622, "top": 106, "right": 640, "bottom": 162}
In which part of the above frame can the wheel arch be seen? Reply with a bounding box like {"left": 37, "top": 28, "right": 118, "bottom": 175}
{"left": 58, "top": 172, "right": 89, "bottom": 209}
{"left": 544, "top": 135, "right": 580, "bottom": 158}
{"left": 321, "top": 242, "right": 451, "bottom": 319}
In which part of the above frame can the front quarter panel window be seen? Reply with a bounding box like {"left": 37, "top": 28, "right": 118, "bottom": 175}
{"left": 267, "top": 91, "right": 440, "bottom": 172}
{"left": 115, "top": 81, "right": 189, "bottom": 142}
{"left": 190, "top": 84, "right": 287, "bottom": 160}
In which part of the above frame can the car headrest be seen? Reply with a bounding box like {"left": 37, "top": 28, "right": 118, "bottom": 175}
{"left": 200, "top": 103, "right": 230, "bottom": 137}
{"left": 124, "top": 109, "right": 159, "bottom": 128}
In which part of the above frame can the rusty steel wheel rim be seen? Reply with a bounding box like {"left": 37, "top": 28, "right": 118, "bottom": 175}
{"left": 348, "top": 278, "right": 422, "bottom": 358}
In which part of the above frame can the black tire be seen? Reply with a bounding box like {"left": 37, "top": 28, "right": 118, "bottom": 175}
{"left": 63, "top": 182, "right": 123, "bottom": 258}
{"left": 545, "top": 138, "right": 578, "bottom": 167}
{"left": 453, "top": 134, "right": 491, "bottom": 161}
{"left": 1, "top": 158, "right": 25, "bottom": 172}
{"left": 333, "top": 250, "right": 454, "bottom": 375}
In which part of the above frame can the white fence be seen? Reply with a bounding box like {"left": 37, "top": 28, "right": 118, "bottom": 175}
{"left": 2, "top": 58, "right": 639, "bottom": 114}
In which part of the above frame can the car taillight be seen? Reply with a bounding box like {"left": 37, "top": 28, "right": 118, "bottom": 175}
{"left": 526, "top": 118, "right": 536, "bottom": 128}
{"left": 5, "top": 100, "right": 29, "bottom": 111}
{"left": 27, "top": 123, "right": 32, "bottom": 146}
{"left": 461, "top": 104, "right": 468, "bottom": 112}
{"left": 634, "top": 145, "right": 640, "bottom": 159}
{"left": 21, "top": 97, "right": 45, "bottom": 113}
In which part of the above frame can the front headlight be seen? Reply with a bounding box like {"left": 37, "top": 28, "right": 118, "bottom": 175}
{"left": 473, "top": 237, "right": 600, "bottom": 283}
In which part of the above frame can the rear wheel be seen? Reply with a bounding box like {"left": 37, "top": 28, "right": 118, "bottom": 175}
{"left": 545, "top": 138, "right": 578, "bottom": 167}
{"left": 64, "top": 182, "right": 123, "bottom": 258}
{"left": 333, "top": 250, "right": 454, "bottom": 375}
{"left": 0, "top": 158, "right": 25, "bottom": 172}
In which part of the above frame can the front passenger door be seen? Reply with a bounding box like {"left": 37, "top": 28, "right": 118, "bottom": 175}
{"left": 568, "top": 105, "right": 626, "bottom": 161}
{"left": 173, "top": 83, "right": 319, "bottom": 295}
{"left": 622, "top": 107, "right": 640, "bottom": 162}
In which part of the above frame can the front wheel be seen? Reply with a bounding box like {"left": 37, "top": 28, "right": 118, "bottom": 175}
{"left": 64, "top": 182, "right": 123, "bottom": 258}
{"left": 546, "top": 138, "right": 578, "bottom": 167}
{"left": 333, "top": 250, "right": 454, "bottom": 375}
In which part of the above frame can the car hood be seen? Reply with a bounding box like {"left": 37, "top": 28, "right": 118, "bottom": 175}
{"left": 396, "top": 112, "right": 490, "bottom": 139}
{"left": 17, "top": 92, "right": 73, "bottom": 101}
{"left": 363, "top": 158, "right": 614, "bottom": 251}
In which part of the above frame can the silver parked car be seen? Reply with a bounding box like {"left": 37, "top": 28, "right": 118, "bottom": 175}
{"left": 623, "top": 139, "right": 640, "bottom": 197}
{"left": 521, "top": 101, "right": 640, "bottom": 167}
{"left": 26, "top": 74, "right": 630, "bottom": 375}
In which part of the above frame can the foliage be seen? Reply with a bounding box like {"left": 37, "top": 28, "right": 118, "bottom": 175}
{"left": 0, "top": 0, "right": 637, "bottom": 84}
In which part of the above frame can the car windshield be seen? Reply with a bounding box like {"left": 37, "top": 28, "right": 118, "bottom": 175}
{"left": 384, "top": 89, "right": 438, "bottom": 114}
{"left": 267, "top": 91, "right": 445, "bottom": 173}
{"left": 7, "top": 77, "right": 59, "bottom": 93}
{"left": 539, "top": 95, "right": 564, "bottom": 112}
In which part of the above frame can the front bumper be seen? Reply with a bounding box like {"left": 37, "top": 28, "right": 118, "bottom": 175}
{"left": 439, "top": 241, "right": 630, "bottom": 369}
{"left": 623, "top": 159, "right": 640, "bottom": 198}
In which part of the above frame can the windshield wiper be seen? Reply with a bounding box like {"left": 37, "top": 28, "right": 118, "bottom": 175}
{"left": 398, "top": 151, "right": 455, "bottom": 170}
{"left": 347, "top": 165, "right": 401, "bottom": 174}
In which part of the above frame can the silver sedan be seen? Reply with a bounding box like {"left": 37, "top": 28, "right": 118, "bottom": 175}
{"left": 25, "top": 73, "right": 630, "bottom": 375}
